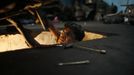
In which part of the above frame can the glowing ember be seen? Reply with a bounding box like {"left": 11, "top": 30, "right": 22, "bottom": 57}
{"left": 0, "top": 31, "right": 105, "bottom": 52}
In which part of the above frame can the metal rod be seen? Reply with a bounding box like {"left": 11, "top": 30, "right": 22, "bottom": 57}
{"left": 58, "top": 60, "right": 90, "bottom": 66}
{"left": 74, "top": 45, "right": 106, "bottom": 54}
{"left": 35, "top": 10, "right": 46, "bottom": 30}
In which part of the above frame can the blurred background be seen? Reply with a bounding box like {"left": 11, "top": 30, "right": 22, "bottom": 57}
{"left": 0, "top": 0, "right": 134, "bottom": 25}
{"left": 35, "top": 0, "right": 134, "bottom": 24}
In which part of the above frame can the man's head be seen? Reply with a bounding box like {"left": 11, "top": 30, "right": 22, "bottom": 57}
{"left": 64, "top": 22, "right": 85, "bottom": 41}
{"left": 57, "top": 22, "right": 85, "bottom": 44}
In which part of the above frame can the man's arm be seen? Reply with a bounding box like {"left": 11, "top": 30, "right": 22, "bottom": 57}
{"left": 43, "top": 19, "right": 60, "bottom": 39}
{"left": 26, "top": 8, "right": 60, "bottom": 39}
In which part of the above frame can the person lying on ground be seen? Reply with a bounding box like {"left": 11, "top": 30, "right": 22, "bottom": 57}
{"left": 44, "top": 21, "right": 85, "bottom": 46}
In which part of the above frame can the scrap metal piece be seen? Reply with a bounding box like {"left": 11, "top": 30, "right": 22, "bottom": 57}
{"left": 58, "top": 60, "right": 90, "bottom": 66}
{"left": 75, "top": 45, "right": 107, "bottom": 54}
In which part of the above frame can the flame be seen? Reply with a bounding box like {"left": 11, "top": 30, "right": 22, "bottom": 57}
{"left": 0, "top": 31, "right": 105, "bottom": 52}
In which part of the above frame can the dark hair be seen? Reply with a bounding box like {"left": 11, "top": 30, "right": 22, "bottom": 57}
{"left": 64, "top": 22, "right": 85, "bottom": 41}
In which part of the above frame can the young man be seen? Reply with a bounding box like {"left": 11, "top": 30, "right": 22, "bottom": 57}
{"left": 44, "top": 21, "right": 85, "bottom": 45}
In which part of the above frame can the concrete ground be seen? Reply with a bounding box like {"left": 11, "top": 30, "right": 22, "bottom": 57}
{"left": 0, "top": 21, "right": 134, "bottom": 75}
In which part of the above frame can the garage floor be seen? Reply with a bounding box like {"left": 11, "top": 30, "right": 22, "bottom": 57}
{"left": 0, "top": 21, "right": 134, "bottom": 75}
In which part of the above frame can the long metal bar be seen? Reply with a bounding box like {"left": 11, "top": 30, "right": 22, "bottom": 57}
{"left": 35, "top": 10, "right": 46, "bottom": 30}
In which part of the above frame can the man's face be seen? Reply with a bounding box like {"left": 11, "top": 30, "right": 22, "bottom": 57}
{"left": 57, "top": 27, "right": 75, "bottom": 44}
